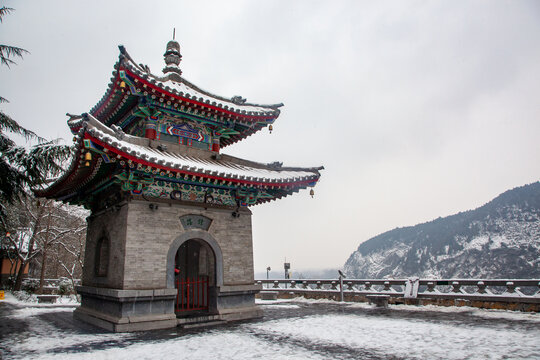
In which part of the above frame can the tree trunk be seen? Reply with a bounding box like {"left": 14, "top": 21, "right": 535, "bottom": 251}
{"left": 8, "top": 256, "right": 17, "bottom": 288}
{"left": 38, "top": 244, "right": 47, "bottom": 294}
{"left": 38, "top": 207, "right": 52, "bottom": 294}
{"left": 13, "top": 203, "right": 45, "bottom": 291}
{"left": 13, "top": 258, "right": 27, "bottom": 291}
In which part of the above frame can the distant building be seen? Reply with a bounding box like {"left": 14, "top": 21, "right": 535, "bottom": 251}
{"left": 0, "top": 250, "right": 28, "bottom": 287}
{"left": 0, "top": 232, "right": 30, "bottom": 288}
{"left": 37, "top": 39, "right": 322, "bottom": 332}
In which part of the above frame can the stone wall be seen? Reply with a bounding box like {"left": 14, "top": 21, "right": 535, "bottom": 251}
{"left": 261, "top": 291, "right": 540, "bottom": 312}
{"left": 123, "top": 200, "right": 253, "bottom": 289}
{"left": 78, "top": 198, "right": 260, "bottom": 331}
{"left": 82, "top": 198, "right": 254, "bottom": 291}
{"left": 83, "top": 202, "right": 129, "bottom": 288}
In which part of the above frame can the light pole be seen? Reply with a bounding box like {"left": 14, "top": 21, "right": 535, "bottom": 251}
{"left": 266, "top": 266, "right": 271, "bottom": 280}
{"left": 338, "top": 270, "right": 346, "bottom": 302}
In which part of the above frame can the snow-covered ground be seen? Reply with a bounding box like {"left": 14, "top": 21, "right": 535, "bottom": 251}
{"left": 1, "top": 293, "right": 538, "bottom": 359}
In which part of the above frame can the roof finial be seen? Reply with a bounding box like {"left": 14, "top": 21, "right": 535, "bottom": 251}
{"left": 173, "top": 28, "right": 176, "bottom": 40}
{"left": 163, "top": 34, "right": 182, "bottom": 78}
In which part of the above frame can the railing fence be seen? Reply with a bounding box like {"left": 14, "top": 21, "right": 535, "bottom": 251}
{"left": 256, "top": 278, "right": 540, "bottom": 309}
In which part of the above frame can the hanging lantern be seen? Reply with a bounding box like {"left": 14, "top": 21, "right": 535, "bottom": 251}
{"left": 268, "top": 124, "right": 273, "bottom": 134}
{"left": 310, "top": 188, "right": 315, "bottom": 198}
{"left": 72, "top": 137, "right": 77, "bottom": 142}
{"left": 120, "top": 81, "right": 126, "bottom": 89}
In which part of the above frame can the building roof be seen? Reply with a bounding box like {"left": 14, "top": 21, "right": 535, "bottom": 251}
{"left": 88, "top": 44, "right": 283, "bottom": 147}
{"left": 36, "top": 114, "right": 322, "bottom": 207}
{"left": 37, "top": 40, "right": 323, "bottom": 208}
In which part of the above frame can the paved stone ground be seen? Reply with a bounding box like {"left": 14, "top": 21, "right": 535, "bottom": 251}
{"left": 1, "top": 299, "right": 539, "bottom": 359}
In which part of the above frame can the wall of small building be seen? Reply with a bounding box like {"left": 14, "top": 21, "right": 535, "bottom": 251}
{"left": 122, "top": 200, "right": 254, "bottom": 289}
{"left": 77, "top": 198, "right": 259, "bottom": 330}
{"left": 82, "top": 199, "right": 254, "bottom": 291}
{"left": 83, "top": 203, "right": 129, "bottom": 288}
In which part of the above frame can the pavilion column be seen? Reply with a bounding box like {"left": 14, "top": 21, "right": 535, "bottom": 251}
{"left": 145, "top": 116, "right": 158, "bottom": 140}
{"left": 212, "top": 137, "right": 220, "bottom": 153}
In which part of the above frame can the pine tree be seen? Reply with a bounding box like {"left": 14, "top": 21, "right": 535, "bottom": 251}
{"left": 0, "top": 7, "right": 71, "bottom": 233}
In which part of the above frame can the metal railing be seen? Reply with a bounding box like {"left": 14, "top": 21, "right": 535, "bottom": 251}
{"left": 176, "top": 276, "right": 209, "bottom": 312}
{"left": 256, "top": 278, "right": 540, "bottom": 304}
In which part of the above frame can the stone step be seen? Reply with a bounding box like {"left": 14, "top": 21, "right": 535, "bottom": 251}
{"left": 177, "top": 313, "right": 222, "bottom": 326}
{"left": 181, "top": 320, "right": 228, "bottom": 329}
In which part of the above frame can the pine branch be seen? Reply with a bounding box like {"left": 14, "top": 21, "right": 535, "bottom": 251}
{"left": 0, "top": 133, "right": 17, "bottom": 152}
{"left": 0, "top": 158, "right": 28, "bottom": 203}
{"left": 0, "top": 44, "right": 29, "bottom": 68}
{"left": 0, "top": 96, "right": 8, "bottom": 103}
{"left": 4, "top": 142, "right": 72, "bottom": 186}
{"left": 0, "top": 7, "right": 14, "bottom": 21}
{"left": 0, "top": 111, "right": 43, "bottom": 141}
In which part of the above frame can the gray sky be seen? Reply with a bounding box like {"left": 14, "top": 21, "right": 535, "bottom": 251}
{"left": 2, "top": 1, "right": 539, "bottom": 274}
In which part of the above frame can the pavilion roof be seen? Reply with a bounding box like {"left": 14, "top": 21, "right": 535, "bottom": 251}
{"left": 88, "top": 45, "right": 283, "bottom": 147}
{"left": 36, "top": 114, "right": 322, "bottom": 206}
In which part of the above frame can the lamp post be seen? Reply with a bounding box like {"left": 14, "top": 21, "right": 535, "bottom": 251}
{"left": 338, "top": 270, "right": 346, "bottom": 302}
{"left": 266, "top": 266, "right": 271, "bottom": 280}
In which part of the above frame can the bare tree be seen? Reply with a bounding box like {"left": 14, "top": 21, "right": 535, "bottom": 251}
{"left": 58, "top": 228, "right": 86, "bottom": 293}
{"left": 35, "top": 201, "right": 86, "bottom": 293}
{"left": 2, "top": 197, "right": 87, "bottom": 291}
{"left": 2, "top": 198, "right": 46, "bottom": 290}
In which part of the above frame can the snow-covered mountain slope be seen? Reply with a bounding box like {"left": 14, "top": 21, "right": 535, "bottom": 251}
{"left": 344, "top": 182, "right": 540, "bottom": 279}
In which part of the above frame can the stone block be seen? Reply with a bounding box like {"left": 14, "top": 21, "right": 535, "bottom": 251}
{"left": 260, "top": 291, "right": 278, "bottom": 300}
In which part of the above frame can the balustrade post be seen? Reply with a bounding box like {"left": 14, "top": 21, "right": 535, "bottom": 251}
{"left": 331, "top": 281, "right": 337, "bottom": 290}
{"left": 364, "top": 282, "right": 372, "bottom": 291}
{"left": 427, "top": 281, "right": 435, "bottom": 292}
{"left": 384, "top": 281, "right": 391, "bottom": 291}
{"left": 506, "top": 281, "right": 516, "bottom": 294}
{"left": 273, "top": 280, "right": 279, "bottom": 289}
{"left": 316, "top": 281, "right": 322, "bottom": 289}
{"left": 347, "top": 281, "right": 353, "bottom": 290}
{"left": 290, "top": 281, "right": 296, "bottom": 289}
{"left": 477, "top": 281, "right": 486, "bottom": 294}
{"left": 302, "top": 281, "right": 308, "bottom": 289}
{"left": 452, "top": 281, "right": 461, "bottom": 293}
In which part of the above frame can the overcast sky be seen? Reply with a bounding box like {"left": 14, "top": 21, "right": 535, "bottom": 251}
{"left": 2, "top": 1, "right": 539, "bottom": 274}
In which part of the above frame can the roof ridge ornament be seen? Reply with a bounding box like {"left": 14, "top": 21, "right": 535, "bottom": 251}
{"left": 163, "top": 30, "right": 182, "bottom": 81}
{"left": 231, "top": 95, "right": 247, "bottom": 105}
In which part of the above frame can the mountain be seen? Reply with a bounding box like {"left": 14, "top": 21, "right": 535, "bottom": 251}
{"left": 344, "top": 182, "right": 540, "bottom": 279}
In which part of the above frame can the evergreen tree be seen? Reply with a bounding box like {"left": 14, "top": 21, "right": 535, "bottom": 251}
{"left": 0, "top": 7, "right": 71, "bottom": 232}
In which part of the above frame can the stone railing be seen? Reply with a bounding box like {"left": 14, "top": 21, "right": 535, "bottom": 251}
{"left": 24, "top": 278, "right": 81, "bottom": 287}
{"left": 255, "top": 278, "right": 540, "bottom": 310}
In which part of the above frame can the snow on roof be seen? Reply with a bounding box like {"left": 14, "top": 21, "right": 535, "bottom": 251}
{"left": 120, "top": 47, "right": 282, "bottom": 117}
{"left": 84, "top": 114, "right": 320, "bottom": 184}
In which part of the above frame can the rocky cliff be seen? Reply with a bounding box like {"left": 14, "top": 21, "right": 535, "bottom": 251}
{"left": 344, "top": 182, "right": 540, "bottom": 279}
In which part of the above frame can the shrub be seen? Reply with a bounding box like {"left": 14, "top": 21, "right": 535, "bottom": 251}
{"left": 21, "top": 278, "right": 40, "bottom": 293}
{"left": 57, "top": 277, "right": 74, "bottom": 295}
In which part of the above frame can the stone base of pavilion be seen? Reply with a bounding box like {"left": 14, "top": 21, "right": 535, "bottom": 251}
{"left": 74, "top": 284, "right": 262, "bottom": 332}
{"left": 214, "top": 284, "right": 263, "bottom": 322}
{"left": 74, "top": 286, "right": 178, "bottom": 332}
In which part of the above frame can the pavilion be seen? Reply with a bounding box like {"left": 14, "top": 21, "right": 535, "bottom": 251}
{"left": 36, "top": 38, "right": 323, "bottom": 332}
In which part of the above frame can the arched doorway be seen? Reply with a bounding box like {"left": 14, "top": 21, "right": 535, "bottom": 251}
{"left": 174, "top": 239, "right": 216, "bottom": 314}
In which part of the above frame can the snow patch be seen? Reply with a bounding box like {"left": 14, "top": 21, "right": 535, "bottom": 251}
{"left": 247, "top": 314, "right": 540, "bottom": 359}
